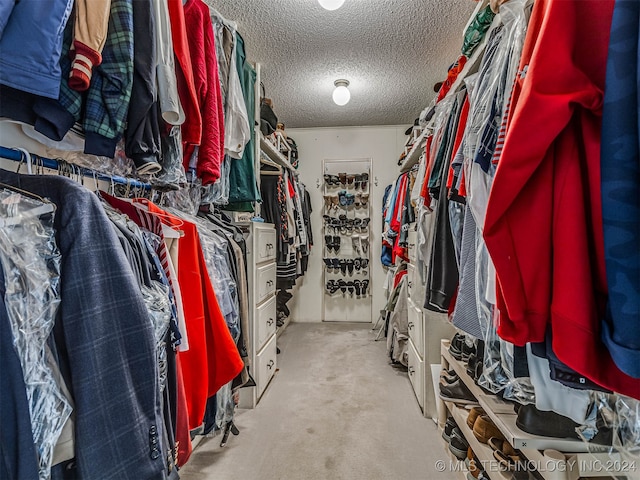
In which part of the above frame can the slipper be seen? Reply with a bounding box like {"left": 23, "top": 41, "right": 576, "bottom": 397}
{"left": 493, "top": 448, "right": 522, "bottom": 471}
{"left": 488, "top": 437, "right": 518, "bottom": 456}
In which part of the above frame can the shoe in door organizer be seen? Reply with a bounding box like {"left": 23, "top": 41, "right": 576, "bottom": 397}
{"left": 325, "top": 279, "right": 369, "bottom": 297}
{"left": 324, "top": 172, "right": 368, "bottom": 190}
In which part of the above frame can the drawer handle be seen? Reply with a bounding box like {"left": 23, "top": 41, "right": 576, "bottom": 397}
{"left": 267, "top": 360, "right": 275, "bottom": 370}
{"left": 409, "top": 367, "right": 415, "bottom": 376}
{"left": 266, "top": 280, "right": 274, "bottom": 287}
{"left": 408, "top": 281, "right": 413, "bottom": 288}
{"left": 267, "top": 318, "right": 274, "bottom": 326}
{"left": 408, "top": 322, "right": 414, "bottom": 330}
{"left": 409, "top": 243, "right": 415, "bottom": 248}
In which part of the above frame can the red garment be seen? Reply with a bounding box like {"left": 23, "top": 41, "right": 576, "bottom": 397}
{"left": 183, "top": 0, "right": 225, "bottom": 184}
{"left": 174, "top": 354, "right": 192, "bottom": 467}
{"left": 446, "top": 97, "right": 470, "bottom": 190}
{"left": 436, "top": 55, "right": 468, "bottom": 102}
{"left": 167, "top": 0, "right": 202, "bottom": 146}
{"left": 393, "top": 268, "right": 408, "bottom": 290}
{"left": 391, "top": 174, "right": 409, "bottom": 263}
{"left": 483, "top": 0, "right": 640, "bottom": 398}
{"left": 134, "top": 199, "right": 244, "bottom": 426}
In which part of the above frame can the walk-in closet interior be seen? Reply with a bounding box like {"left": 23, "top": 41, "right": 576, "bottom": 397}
{"left": 0, "top": 0, "right": 639, "bottom": 479}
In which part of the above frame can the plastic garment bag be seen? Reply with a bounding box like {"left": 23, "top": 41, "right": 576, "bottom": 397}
{"left": 155, "top": 125, "right": 188, "bottom": 189}
{"left": 578, "top": 392, "right": 640, "bottom": 480}
{"left": 0, "top": 189, "right": 72, "bottom": 480}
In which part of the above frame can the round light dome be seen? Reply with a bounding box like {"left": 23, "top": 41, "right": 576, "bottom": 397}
{"left": 318, "top": 0, "right": 345, "bottom": 11}
{"left": 332, "top": 80, "right": 350, "bottom": 106}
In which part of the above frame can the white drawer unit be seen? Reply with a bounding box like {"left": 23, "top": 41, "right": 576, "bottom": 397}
{"left": 406, "top": 262, "right": 416, "bottom": 299}
{"left": 256, "top": 294, "right": 277, "bottom": 352}
{"left": 256, "top": 333, "right": 277, "bottom": 399}
{"left": 240, "top": 222, "right": 279, "bottom": 409}
{"left": 407, "top": 229, "right": 417, "bottom": 262}
{"left": 256, "top": 262, "right": 276, "bottom": 304}
{"left": 407, "top": 339, "right": 424, "bottom": 409}
{"left": 256, "top": 227, "right": 277, "bottom": 264}
{"left": 407, "top": 298, "right": 424, "bottom": 359}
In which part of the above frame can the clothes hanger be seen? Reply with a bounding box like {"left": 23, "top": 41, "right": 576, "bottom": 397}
{"left": 0, "top": 181, "right": 55, "bottom": 227}
{"left": 13, "top": 147, "right": 33, "bottom": 175}
{"left": 260, "top": 157, "right": 283, "bottom": 174}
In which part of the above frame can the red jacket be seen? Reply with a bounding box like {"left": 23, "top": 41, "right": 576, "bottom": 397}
{"left": 483, "top": 0, "right": 640, "bottom": 398}
{"left": 168, "top": 0, "right": 202, "bottom": 146}
{"left": 183, "top": 0, "right": 225, "bottom": 184}
{"left": 136, "top": 200, "right": 244, "bottom": 427}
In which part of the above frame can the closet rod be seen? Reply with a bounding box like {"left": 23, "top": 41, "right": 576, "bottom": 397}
{"left": 0, "top": 146, "right": 151, "bottom": 190}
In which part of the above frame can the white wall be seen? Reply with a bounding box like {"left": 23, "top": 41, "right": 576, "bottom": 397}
{"left": 288, "top": 125, "right": 408, "bottom": 323}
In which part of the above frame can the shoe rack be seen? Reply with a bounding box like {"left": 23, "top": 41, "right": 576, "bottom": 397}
{"left": 322, "top": 159, "right": 372, "bottom": 323}
{"left": 438, "top": 339, "right": 619, "bottom": 480}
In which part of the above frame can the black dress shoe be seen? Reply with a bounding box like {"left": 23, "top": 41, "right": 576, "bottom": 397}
{"left": 333, "top": 236, "right": 341, "bottom": 253}
{"left": 516, "top": 404, "right": 580, "bottom": 439}
{"left": 325, "top": 235, "right": 333, "bottom": 253}
{"left": 339, "top": 259, "right": 348, "bottom": 275}
{"left": 346, "top": 259, "right": 354, "bottom": 275}
{"left": 439, "top": 379, "right": 478, "bottom": 405}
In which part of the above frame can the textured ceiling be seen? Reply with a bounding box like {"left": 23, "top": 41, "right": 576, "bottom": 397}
{"left": 205, "top": 0, "right": 477, "bottom": 128}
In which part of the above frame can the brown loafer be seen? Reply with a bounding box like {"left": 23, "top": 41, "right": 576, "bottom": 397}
{"left": 473, "top": 415, "right": 504, "bottom": 444}
{"left": 466, "top": 406, "right": 485, "bottom": 430}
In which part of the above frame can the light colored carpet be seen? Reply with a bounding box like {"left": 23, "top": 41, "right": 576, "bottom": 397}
{"left": 178, "top": 323, "right": 449, "bottom": 480}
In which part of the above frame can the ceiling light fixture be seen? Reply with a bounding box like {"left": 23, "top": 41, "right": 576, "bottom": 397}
{"left": 318, "top": 0, "right": 345, "bottom": 11}
{"left": 332, "top": 79, "right": 350, "bottom": 106}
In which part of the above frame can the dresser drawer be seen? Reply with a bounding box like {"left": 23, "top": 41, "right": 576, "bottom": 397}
{"left": 256, "top": 333, "right": 277, "bottom": 399}
{"left": 407, "top": 229, "right": 417, "bottom": 262}
{"left": 406, "top": 263, "right": 416, "bottom": 299}
{"left": 407, "top": 339, "right": 424, "bottom": 409}
{"left": 256, "top": 294, "right": 277, "bottom": 352}
{"left": 256, "top": 262, "right": 276, "bottom": 304}
{"left": 255, "top": 227, "right": 277, "bottom": 264}
{"left": 407, "top": 298, "right": 424, "bottom": 359}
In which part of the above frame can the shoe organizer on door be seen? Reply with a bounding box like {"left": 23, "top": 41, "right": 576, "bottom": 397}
{"left": 322, "top": 158, "right": 372, "bottom": 323}
{"left": 439, "top": 339, "right": 623, "bottom": 480}
{"left": 240, "top": 222, "right": 278, "bottom": 408}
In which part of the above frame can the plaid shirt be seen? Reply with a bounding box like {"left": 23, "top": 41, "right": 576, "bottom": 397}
{"left": 58, "top": 0, "right": 134, "bottom": 158}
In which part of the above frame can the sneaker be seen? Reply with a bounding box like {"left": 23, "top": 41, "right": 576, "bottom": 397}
{"left": 442, "top": 417, "right": 457, "bottom": 442}
{"left": 439, "top": 379, "right": 478, "bottom": 405}
{"left": 449, "top": 428, "right": 470, "bottom": 460}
